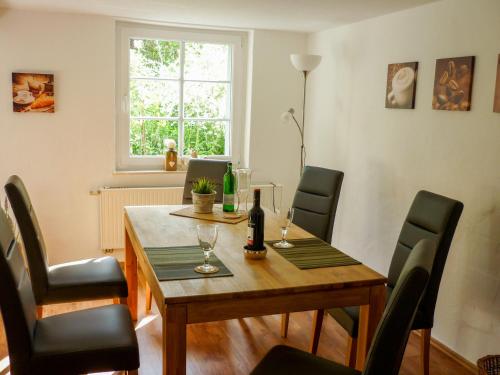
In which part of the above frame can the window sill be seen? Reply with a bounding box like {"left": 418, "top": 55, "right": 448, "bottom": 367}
{"left": 113, "top": 170, "right": 187, "bottom": 176}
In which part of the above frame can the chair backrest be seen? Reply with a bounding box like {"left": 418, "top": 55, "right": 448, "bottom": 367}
{"left": 387, "top": 190, "right": 463, "bottom": 329}
{"left": 182, "top": 159, "right": 229, "bottom": 204}
{"left": 291, "top": 166, "right": 344, "bottom": 243}
{"left": 363, "top": 239, "right": 436, "bottom": 375}
{"left": 5, "top": 175, "right": 49, "bottom": 304}
{"left": 0, "top": 209, "right": 37, "bottom": 374}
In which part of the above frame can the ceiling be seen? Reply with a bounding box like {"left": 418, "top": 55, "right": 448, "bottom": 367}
{"left": 0, "top": 0, "right": 440, "bottom": 32}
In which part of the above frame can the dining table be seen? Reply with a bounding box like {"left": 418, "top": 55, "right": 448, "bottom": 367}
{"left": 123, "top": 205, "right": 387, "bottom": 375}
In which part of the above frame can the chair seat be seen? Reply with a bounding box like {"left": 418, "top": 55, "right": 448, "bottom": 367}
{"left": 31, "top": 305, "right": 139, "bottom": 374}
{"left": 327, "top": 286, "right": 393, "bottom": 338}
{"left": 44, "top": 256, "right": 127, "bottom": 304}
{"left": 251, "top": 345, "right": 361, "bottom": 375}
{"left": 327, "top": 306, "right": 360, "bottom": 337}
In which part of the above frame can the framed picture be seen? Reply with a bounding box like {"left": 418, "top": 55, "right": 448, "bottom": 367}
{"left": 12, "top": 73, "right": 55, "bottom": 113}
{"left": 385, "top": 62, "right": 418, "bottom": 109}
{"left": 432, "top": 56, "right": 474, "bottom": 111}
{"left": 494, "top": 54, "right": 500, "bottom": 113}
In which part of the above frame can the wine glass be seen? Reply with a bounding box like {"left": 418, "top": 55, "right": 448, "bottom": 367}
{"left": 194, "top": 224, "right": 219, "bottom": 274}
{"left": 273, "top": 208, "right": 295, "bottom": 248}
{"left": 236, "top": 168, "right": 252, "bottom": 213}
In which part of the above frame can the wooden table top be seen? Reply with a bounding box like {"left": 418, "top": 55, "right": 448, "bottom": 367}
{"left": 124, "top": 205, "right": 386, "bottom": 304}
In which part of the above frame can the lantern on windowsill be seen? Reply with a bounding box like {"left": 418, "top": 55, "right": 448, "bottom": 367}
{"left": 164, "top": 139, "right": 177, "bottom": 171}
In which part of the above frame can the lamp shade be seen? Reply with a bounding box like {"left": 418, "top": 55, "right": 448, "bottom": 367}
{"left": 290, "top": 54, "right": 322, "bottom": 72}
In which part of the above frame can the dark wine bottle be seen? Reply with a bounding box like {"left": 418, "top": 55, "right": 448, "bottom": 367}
{"left": 247, "top": 189, "right": 265, "bottom": 250}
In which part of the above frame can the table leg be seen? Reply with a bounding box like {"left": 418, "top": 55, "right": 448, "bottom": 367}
{"left": 355, "top": 285, "right": 385, "bottom": 370}
{"left": 309, "top": 309, "right": 324, "bottom": 354}
{"left": 125, "top": 227, "right": 138, "bottom": 321}
{"left": 163, "top": 304, "right": 187, "bottom": 375}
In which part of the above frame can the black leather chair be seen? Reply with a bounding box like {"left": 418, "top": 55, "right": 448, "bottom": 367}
{"left": 5, "top": 175, "right": 128, "bottom": 317}
{"left": 312, "top": 190, "right": 463, "bottom": 375}
{"left": 292, "top": 166, "right": 344, "bottom": 243}
{"left": 182, "top": 158, "right": 229, "bottom": 204}
{"left": 251, "top": 239, "right": 437, "bottom": 375}
{"left": 281, "top": 165, "right": 344, "bottom": 338}
{"left": 0, "top": 208, "right": 139, "bottom": 375}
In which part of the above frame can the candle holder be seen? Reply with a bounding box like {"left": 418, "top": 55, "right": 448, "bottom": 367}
{"left": 164, "top": 139, "right": 178, "bottom": 171}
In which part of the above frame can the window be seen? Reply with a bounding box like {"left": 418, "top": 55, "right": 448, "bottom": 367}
{"left": 116, "top": 23, "right": 245, "bottom": 171}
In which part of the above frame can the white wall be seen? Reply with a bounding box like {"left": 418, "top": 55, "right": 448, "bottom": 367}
{"left": 306, "top": 0, "right": 500, "bottom": 362}
{"left": 0, "top": 9, "right": 305, "bottom": 264}
{"left": 248, "top": 30, "right": 307, "bottom": 205}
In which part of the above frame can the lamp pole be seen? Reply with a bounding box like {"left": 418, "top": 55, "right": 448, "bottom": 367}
{"left": 301, "top": 71, "right": 307, "bottom": 174}
{"left": 286, "top": 54, "right": 321, "bottom": 176}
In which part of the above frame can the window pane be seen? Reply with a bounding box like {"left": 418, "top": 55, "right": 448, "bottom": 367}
{"left": 183, "top": 120, "right": 227, "bottom": 156}
{"left": 130, "top": 79, "right": 179, "bottom": 118}
{"left": 130, "top": 39, "right": 180, "bottom": 79}
{"left": 130, "top": 119, "right": 179, "bottom": 156}
{"left": 184, "top": 42, "right": 230, "bottom": 81}
{"left": 183, "top": 82, "right": 230, "bottom": 119}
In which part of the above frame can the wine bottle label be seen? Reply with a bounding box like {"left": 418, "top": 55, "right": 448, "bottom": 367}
{"left": 247, "top": 225, "right": 254, "bottom": 246}
{"left": 223, "top": 194, "right": 234, "bottom": 205}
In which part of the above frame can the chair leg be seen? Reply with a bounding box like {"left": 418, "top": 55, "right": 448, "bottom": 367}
{"left": 113, "top": 297, "right": 120, "bottom": 304}
{"left": 36, "top": 306, "right": 43, "bottom": 319}
{"left": 280, "top": 313, "right": 290, "bottom": 338}
{"left": 145, "top": 283, "right": 152, "bottom": 312}
{"left": 346, "top": 336, "right": 357, "bottom": 368}
{"left": 309, "top": 309, "right": 324, "bottom": 354}
{"left": 420, "top": 328, "right": 431, "bottom": 375}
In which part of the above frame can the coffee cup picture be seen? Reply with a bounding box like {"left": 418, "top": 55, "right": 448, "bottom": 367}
{"left": 385, "top": 62, "right": 418, "bottom": 109}
{"left": 12, "top": 73, "right": 55, "bottom": 113}
{"left": 14, "top": 90, "right": 34, "bottom": 104}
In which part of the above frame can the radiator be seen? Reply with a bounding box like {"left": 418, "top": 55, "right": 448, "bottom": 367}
{"left": 98, "top": 184, "right": 283, "bottom": 251}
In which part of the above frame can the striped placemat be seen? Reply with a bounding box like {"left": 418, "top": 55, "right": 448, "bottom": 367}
{"left": 144, "top": 245, "right": 233, "bottom": 281}
{"left": 265, "top": 238, "right": 361, "bottom": 270}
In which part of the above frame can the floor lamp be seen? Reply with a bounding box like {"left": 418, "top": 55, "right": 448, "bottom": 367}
{"left": 281, "top": 54, "right": 322, "bottom": 175}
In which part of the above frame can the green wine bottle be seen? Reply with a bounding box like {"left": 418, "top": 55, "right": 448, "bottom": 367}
{"left": 223, "top": 162, "right": 235, "bottom": 212}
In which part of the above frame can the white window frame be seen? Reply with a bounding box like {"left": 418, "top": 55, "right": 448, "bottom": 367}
{"left": 115, "top": 22, "right": 246, "bottom": 171}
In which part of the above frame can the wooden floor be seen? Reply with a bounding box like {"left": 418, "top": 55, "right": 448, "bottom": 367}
{"left": 0, "top": 277, "right": 475, "bottom": 375}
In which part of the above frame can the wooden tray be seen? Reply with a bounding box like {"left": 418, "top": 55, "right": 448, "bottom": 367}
{"left": 170, "top": 205, "right": 248, "bottom": 224}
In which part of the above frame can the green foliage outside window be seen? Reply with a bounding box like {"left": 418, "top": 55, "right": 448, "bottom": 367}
{"left": 129, "top": 39, "right": 229, "bottom": 157}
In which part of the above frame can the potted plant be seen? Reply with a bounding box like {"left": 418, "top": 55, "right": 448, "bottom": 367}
{"left": 191, "top": 177, "right": 217, "bottom": 214}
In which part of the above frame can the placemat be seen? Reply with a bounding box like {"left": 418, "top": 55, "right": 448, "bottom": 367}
{"left": 265, "top": 237, "right": 361, "bottom": 270}
{"left": 145, "top": 245, "right": 234, "bottom": 281}
{"left": 170, "top": 206, "right": 248, "bottom": 224}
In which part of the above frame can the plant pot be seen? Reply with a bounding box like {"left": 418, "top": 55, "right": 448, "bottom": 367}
{"left": 191, "top": 191, "right": 217, "bottom": 213}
